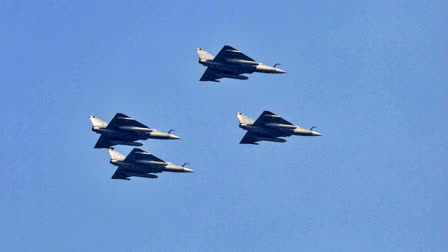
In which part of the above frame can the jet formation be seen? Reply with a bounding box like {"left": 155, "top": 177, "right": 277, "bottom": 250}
{"left": 108, "top": 148, "right": 193, "bottom": 180}
{"left": 89, "top": 45, "right": 322, "bottom": 181}
{"left": 236, "top": 111, "right": 322, "bottom": 145}
{"left": 89, "top": 113, "right": 180, "bottom": 149}
{"left": 196, "top": 45, "right": 286, "bottom": 82}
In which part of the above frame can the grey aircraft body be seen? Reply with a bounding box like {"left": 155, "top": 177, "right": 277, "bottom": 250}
{"left": 107, "top": 148, "right": 193, "bottom": 180}
{"left": 236, "top": 111, "right": 322, "bottom": 145}
{"left": 196, "top": 45, "right": 286, "bottom": 82}
{"left": 89, "top": 113, "right": 180, "bottom": 149}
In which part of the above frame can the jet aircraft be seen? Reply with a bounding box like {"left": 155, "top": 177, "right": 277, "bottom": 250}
{"left": 107, "top": 148, "right": 193, "bottom": 180}
{"left": 196, "top": 45, "right": 286, "bottom": 82}
{"left": 236, "top": 111, "right": 322, "bottom": 145}
{"left": 89, "top": 113, "right": 180, "bottom": 148}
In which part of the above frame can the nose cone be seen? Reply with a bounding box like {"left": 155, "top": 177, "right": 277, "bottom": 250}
{"left": 183, "top": 167, "right": 194, "bottom": 172}
{"left": 275, "top": 68, "right": 286, "bottom": 73}
{"left": 169, "top": 134, "right": 181, "bottom": 140}
{"left": 312, "top": 131, "right": 322, "bottom": 136}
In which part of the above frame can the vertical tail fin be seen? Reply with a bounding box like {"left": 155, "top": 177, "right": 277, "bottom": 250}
{"left": 236, "top": 112, "right": 255, "bottom": 125}
{"left": 108, "top": 148, "right": 126, "bottom": 162}
{"left": 195, "top": 48, "right": 215, "bottom": 61}
{"left": 89, "top": 115, "right": 108, "bottom": 128}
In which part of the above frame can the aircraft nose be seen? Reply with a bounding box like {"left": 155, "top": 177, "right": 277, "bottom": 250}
{"left": 312, "top": 131, "right": 322, "bottom": 136}
{"left": 183, "top": 168, "right": 194, "bottom": 172}
{"left": 170, "top": 134, "right": 181, "bottom": 140}
{"left": 276, "top": 68, "right": 286, "bottom": 73}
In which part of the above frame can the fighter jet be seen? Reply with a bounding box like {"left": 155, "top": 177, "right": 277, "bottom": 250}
{"left": 196, "top": 45, "right": 286, "bottom": 82}
{"left": 89, "top": 113, "right": 181, "bottom": 149}
{"left": 236, "top": 111, "right": 322, "bottom": 145}
{"left": 107, "top": 148, "right": 193, "bottom": 180}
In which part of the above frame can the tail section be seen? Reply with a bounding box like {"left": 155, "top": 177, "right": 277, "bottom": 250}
{"left": 195, "top": 48, "right": 214, "bottom": 61}
{"left": 108, "top": 148, "right": 126, "bottom": 162}
{"left": 89, "top": 115, "right": 108, "bottom": 128}
{"left": 236, "top": 112, "right": 254, "bottom": 125}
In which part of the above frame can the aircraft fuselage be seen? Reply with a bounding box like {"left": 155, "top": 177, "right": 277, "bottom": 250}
{"left": 110, "top": 160, "right": 193, "bottom": 173}
{"left": 92, "top": 127, "right": 180, "bottom": 140}
{"left": 200, "top": 59, "right": 285, "bottom": 74}
{"left": 240, "top": 124, "right": 322, "bottom": 137}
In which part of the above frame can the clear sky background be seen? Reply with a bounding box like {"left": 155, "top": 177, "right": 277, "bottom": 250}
{"left": 0, "top": 1, "right": 446, "bottom": 251}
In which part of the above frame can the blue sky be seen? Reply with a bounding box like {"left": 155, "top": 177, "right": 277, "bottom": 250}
{"left": 0, "top": 1, "right": 446, "bottom": 251}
